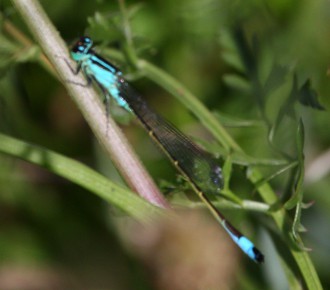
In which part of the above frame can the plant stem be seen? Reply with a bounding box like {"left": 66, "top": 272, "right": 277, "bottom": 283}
{"left": 11, "top": 0, "right": 169, "bottom": 209}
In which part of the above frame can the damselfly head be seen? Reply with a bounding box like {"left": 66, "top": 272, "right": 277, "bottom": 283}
{"left": 71, "top": 36, "right": 93, "bottom": 61}
{"left": 79, "top": 36, "right": 93, "bottom": 46}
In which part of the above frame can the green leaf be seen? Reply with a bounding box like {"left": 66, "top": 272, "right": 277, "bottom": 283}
{"left": 232, "top": 27, "right": 257, "bottom": 76}
{"left": 263, "top": 63, "right": 288, "bottom": 95}
{"left": 86, "top": 11, "right": 122, "bottom": 42}
{"left": 0, "top": 35, "right": 19, "bottom": 54}
{"left": 269, "top": 75, "right": 298, "bottom": 142}
{"left": 216, "top": 155, "right": 242, "bottom": 204}
{"left": 16, "top": 45, "right": 40, "bottom": 63}
{"left": 222, "top": 73, "right": 251, "bottom": 92}
{"left": 284, "top": 119, "right": 309, "bottom": 249}
{"left": 126, "top": 3, "right": 145, "bottom": 19}
{"left": 298, "top": 79, "right": 325, "bottom": 110}
{"left": 222, "top": 155, "right": 232, "bottom": 191}
{"left": 219, "top": 29, "right": 245, "bottom": 73}
{"left": 223, "top": 149, "right": 288, "bottom": 167}
{"left": 0, "top": 133, "right": 162, "bottom": 223}
{"left": 213, "top": 112, "right": 263, "bottom": 128}
{"left": 296, "top": 118, "right": 305, "bottom": 161}
{"left": 253, "top": 161, "right": 298, "bottom": 190}
{"left": 0, "top": 35, "right": 20, "bottom": 74}
{"left": 285, "top": 119, "right": 305, "bottom": 209}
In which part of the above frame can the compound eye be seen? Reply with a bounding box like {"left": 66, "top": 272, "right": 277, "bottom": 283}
{"left": 72, "top": 43, "right": 84, "bottom": 53}
{"left": 80, "top": 36, "right": 92, "bottom": 45}
{"left": 85, "top": 37, "right": 91, "bottom": 43}
{"left": 77, "top": 44, "right": 85, "bottom": 51}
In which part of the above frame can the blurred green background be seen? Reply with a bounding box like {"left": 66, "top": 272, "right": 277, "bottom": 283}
{"left": 0, "top": 0, "right": 329, "bottom": 289}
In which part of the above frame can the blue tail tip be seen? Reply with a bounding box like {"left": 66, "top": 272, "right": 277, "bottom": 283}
{"left": 252, "top": 247, "right": 264, "bottom": 264}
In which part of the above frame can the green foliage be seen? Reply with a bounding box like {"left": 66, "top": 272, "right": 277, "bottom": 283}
{"left": 1, "top": 0, "right": 329, "bottom": 289}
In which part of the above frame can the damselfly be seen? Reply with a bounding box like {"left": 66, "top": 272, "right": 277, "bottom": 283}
{"left": 69, "top": 36, "right": 264, "bottom": 263}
